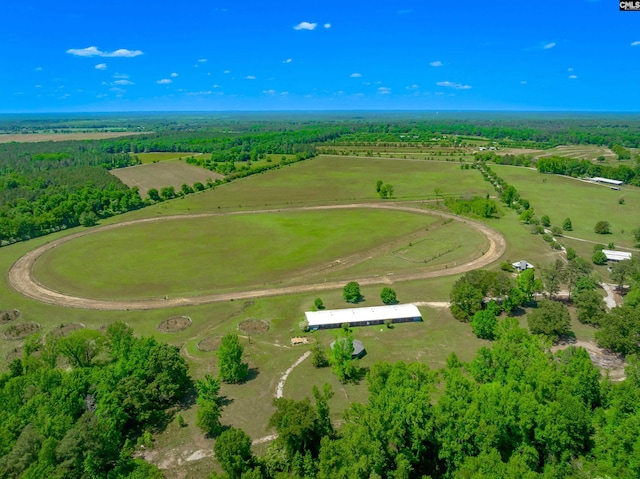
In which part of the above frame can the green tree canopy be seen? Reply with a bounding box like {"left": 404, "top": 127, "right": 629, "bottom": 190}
{"left": 217, "top": 333, "right": 249, "bottom": 384}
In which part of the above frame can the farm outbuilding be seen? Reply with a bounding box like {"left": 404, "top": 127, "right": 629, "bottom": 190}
{"left": 512, "top": 260, "right": 534, "bottom": 272}
{"left": 602, "top": 250, "right": 632, "bottom": 262}
{"left": 305, "top": 304, "right": 422, "bottom": 330}
{"left": 590, "top": 177, "right": 624, "bottom": 186}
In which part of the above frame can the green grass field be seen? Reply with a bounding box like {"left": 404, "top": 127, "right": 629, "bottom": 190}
{"left": 32, "top": 208, "right": 447, "bottom": 300}
{"left": 133, "top": 152, "right": 202, "bottom": 164}
{"left": 493, "top": 165, "right": 640, "bottom": 247}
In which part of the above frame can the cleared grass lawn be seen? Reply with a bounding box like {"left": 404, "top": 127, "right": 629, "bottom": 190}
{"left": 133, "top": 152, "right": 201, "bottom": 164}
{"left": 110, "top": 160, "right": 222, "bottom": 198}
{"left": 313, "top": 219, "right": 489, "bottom": 281}
{"left": 493, "top": 165, "right": 640, "bottom": 248}
{"left": 32, "top": 208, "right": 439, "bottom": 300}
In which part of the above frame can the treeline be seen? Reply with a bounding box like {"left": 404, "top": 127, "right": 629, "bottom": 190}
{"left": 99, "top": 127, "right": 346, "bottom": 157}
{"left": 0, "top": 140, "right": 143, "bottom": 245}
{"left": 444, "top": 195, "right": 499, "bottom": 218}
{"left": 536, "top": 156, "right": 640, "bottom": 185}
{"left": 0, "top": 322, "right": 190, "bottom": 478}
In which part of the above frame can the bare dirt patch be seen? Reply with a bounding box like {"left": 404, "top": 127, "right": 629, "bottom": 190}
{"left": 291, "top": 336, "right": 314, "bottom": 346}
{"left": 2, "top": 322, "right": 41, "bottom": 340}
{"left": 49, "top": 323, "right": 85, "bottom": 337}
{"left": 196, "top": 336, "right": 221, "bottom": 352}
{"left": 238, "top": 319, "right": 269, "bottom": 335}
{"left": 1, "top": 309, "right": 20, "bottom": 323}
{"left": 553, "top": 339, "right": 626, "bottom": 381}
{"left": 158, "top": 316, "right": 192, "bottom": 333}
{"left": 110, "top": 161, "right": 223, "bottom": 198}
{"left": 6, "top": 346, "right": 23, "bottom": 362}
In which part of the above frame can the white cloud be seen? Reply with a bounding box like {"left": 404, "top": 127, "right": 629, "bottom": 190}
{"left": 95, "top": 63, "right": 107, "bottom": 70}
{"left": 436, "top": 81, "right": 472, "bottom": 90}
{"left": 631, "top": 41, "right": 640, "bottom": 46}
{"left": 34, "top": 67, "right": 43, "bottom": 71}
{"left": 543, "top": 42, "right": 556, "bottom": 49}
{"left": 378, "top": 86, "right": 391, "bottom": 94}
{"left": 67, "top": 46, "right": 143, "bottom": 57}
{"left": 244, "top": 75, "right": 256, "bottom": 80}
{"left": 113, "top": 73, "right": 129, "bottom": 79}
{"left": 520, "top": 80, "right": 527, "bottom": 85}
{"left": 281, "top": 91, "right": 289, "bottom": 96}
{"left": 212, "top": 84, "right": 221, "bottom": 88}
{"left": 157, "top": 79, "right": 172, "bottom": 84}
{"left": 170, "top": 72, "right": 179, "bottom": 77}
{"left": 569, "top": 74, "right": 578, "bottom": 79}
{"left": 567, "top": 67, "right": 574, "bottom": 71}
{"left": 406, "top": 84, "right": 420, "bottom": 90}
{"left": 283, "top": 58, "right": 292, "bottom": 64}
{"left": 350, "top": 72, "right": 362, "bottom": 78}
{"left": 324, "top": 23, "right": 331, "bottom": 29}
{"left": 294, "top": 21, "right": 317, "bottom": 31}
{"left": 198, "top": 58, "right": 207, "bottom": 63}
{"left": 186, "top": 90, "right": 213, "bottom": 96}
{"left": 429, "top": 60, "right": 443, "bottom": 67}
{"left": 110, "top": 87, "right": 126, "bottom": 93}
{"left": 114, "top": 79, "right": 134, "bottom": 85}
{"left": 262, "top": 89, "right": 276, "bottom": 95}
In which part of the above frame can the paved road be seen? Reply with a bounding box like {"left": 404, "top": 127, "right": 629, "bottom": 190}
{"left": 8, "top": 203, "right": 506, "bottom": 311}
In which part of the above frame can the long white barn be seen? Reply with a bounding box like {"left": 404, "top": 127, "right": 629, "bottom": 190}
{"left": 305, "top": 304, "right": 422, "bottom": 330}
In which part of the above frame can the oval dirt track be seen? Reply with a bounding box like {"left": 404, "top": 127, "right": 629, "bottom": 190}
{"left": 8, "top": 204, "right": 506, "bottom": 311}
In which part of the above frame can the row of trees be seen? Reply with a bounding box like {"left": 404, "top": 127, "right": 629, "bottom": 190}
{"left": 536, "top": 155, "right": 640, "bottom": 186}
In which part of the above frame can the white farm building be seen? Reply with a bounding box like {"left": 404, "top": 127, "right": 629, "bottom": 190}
{"left": 305, "top": 304, "right": 422, "bottom": 330}
{"left": 590, "top": 177, "right": 624, "bottom": 186}
{"left": 603, "top": 250, "right": 632, "bottom": 262}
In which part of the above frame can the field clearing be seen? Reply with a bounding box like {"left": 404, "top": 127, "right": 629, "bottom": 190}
{"left": 537, "top": 145, "right": 616, "bottom": 161}
{"left": 0, "top": 131, "right": 144, "bottom": 143}
{"left": 493, "top": 165, "right": 640, "bottom": 247}
{"left": 133, "top": 152, "right": 202, "bottom": 164}
{"left": 110, "top": 160, "right": 222, "bottom": 197}
{"left": 31, "top": 209, "right": 442, "bottom": 301}
{"left": 156, "top": 155, "right": 494, "bottom": 213}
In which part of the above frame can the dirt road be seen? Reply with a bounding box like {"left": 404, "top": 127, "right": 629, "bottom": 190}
{"left": 8, "top": 203, "right": 506, "bottom": 311}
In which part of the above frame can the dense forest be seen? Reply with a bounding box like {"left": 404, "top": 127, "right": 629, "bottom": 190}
{"left": 0, "top": 140, "right": 143, "bottom": 245}
{"left": 0, "top": 322, "right": 190, "bottom": 478}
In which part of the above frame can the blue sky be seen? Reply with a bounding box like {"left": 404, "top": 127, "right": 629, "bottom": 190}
{"left": 2, "top": 0, "right": 640, "bottom": 112}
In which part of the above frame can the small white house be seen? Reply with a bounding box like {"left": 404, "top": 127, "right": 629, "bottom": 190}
{"left": 512, "top": 260, "right": 534, "bottom": 272}
{"left": 602, "top": 250, "right": 632, "bottom": 262}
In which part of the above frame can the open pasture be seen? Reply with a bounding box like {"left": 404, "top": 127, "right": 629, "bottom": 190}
{"left": 493, "top": 165, "right": 640, "bottom": 247}
{"left": 133, "top": 151, "right": 202, "bottom": 164}
{"left": 110, "top": 160, "right": 222, "bottom": 198}
{"left": 538, "top": 144, "right": 616, "bottom": 161}
{"left": 166, "top": 155, "right": 493, "bottom": 213}
{"left": 31, "top": 208, "right": 445, "bottom": 301}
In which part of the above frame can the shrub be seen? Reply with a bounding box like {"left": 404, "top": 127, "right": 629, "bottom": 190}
{"left": 592, "top": 250, "right": 607, "bottom": 265}
{"left": 594, "top": 221, "right": 611, "bottom": 235}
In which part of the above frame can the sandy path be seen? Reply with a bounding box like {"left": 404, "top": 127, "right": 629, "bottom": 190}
{"left": 275, "top": 351, "right": 311, "bottom": 399}
{"left": 7, "top": 203, "right": 506, "bottom": 311}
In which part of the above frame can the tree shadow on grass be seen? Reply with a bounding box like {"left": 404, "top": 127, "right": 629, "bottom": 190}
{"left": 244, "top": 367, "right": 260, "bottom": 383}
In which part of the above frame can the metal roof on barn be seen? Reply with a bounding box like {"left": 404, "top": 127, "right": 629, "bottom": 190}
{"left": 305, "top": 304, "right": 421, "bottom": 328}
